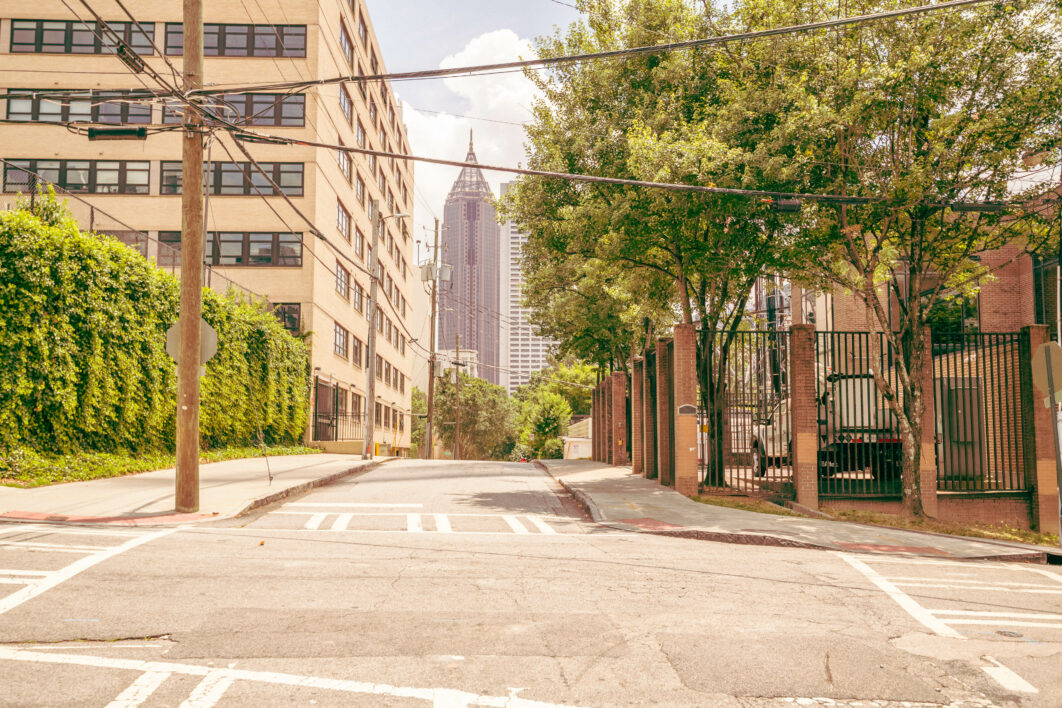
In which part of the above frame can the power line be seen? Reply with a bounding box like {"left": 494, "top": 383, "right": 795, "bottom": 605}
{"left": 189, "top": 0, "right": 996, "bottom": 96}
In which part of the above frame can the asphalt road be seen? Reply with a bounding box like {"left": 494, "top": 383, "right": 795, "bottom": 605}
{"left": 0, "top": 459, "right": 1059, "bottom": 707}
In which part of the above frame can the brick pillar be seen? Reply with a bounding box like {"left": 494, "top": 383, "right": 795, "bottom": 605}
{"left": 656, "top": 338, "right": 674, "bottom": 486}
{"left": 918, "top": 335, "right": 939, "bottom": 518}
{"left": 631, "top": 358, "right": 644, "bottom": 475}
{"left": 611, "top": 373, "right": 629, "bottom": 465}
{"left": 605, "top": 379, "right": 614, "bottom": 464}
{"left": 673, "top": 324, "right": 699, "bottom": 495}
{"left": 593, "top": 384, "right": 602, "bottom": 462}
{"left": 790, "top": 324, "right": 819, "bottom": 510}
{"left": 643, "top": 352, "right": 658, "bottom": 479}
{"left": 1021, "top": 325, "right": 1060, "bottom": 534}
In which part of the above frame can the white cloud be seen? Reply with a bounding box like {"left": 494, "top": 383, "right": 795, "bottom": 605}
{"left": 398, "top": 29, "right": 539, "bottom": 264}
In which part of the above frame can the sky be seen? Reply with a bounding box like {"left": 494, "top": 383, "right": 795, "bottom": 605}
{"left": 365, "top": 1, "right": 580, "bottom": 262}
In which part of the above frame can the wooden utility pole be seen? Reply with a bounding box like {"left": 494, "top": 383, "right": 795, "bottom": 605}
{"left": 425, "top": 218, "right": 439, "bottom": 459}
{"left": 176, "top": 0, "right": 204, "bottom": 513}
{"left": 362, "top": 200, "right": 381, "bottom": 459}
{"left": 454, "top": 332, "right": 461, "bottom": 461}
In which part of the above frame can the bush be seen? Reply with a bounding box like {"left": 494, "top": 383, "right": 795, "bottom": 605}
{"left": 0, "top": 193, "right": 310, "bottom": 455}
{"left": 538, "top": 437, "right": 564, "bottom": 459}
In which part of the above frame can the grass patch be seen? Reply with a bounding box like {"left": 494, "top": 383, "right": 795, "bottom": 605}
{"left": 690, "top": 494, "right": 802, "bottom": 517}
{"left": 0, "top": 445, "right": 321, "bottom": 488}
{"left": 822, "top": 506, "right": 1060, "bottom": 547}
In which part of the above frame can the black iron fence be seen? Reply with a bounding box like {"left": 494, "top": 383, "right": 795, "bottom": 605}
{"left": 932, "top": 331, "right": 1025, "bottom": 492}
{"left": 815, "top": 332, "right": 902, "bottom": 497}
{"left": 313, "top": 412, "right": 364, "bottom": 442}
{"left": 698, "top": 329, "right": 791, "bottom": 495}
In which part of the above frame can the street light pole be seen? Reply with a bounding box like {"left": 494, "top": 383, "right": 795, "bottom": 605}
{"left": 176, "top": 0, "right": 204, "bottom": 512}
{"left": 425, "top": 217, "right": 439, "bottom": 459}
{"left": 454, "top": 332, "right": 461, "bottom": 461}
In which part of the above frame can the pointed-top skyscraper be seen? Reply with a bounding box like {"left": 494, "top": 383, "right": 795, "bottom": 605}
{"left": 439, "top": 131, "right": 501, "bottom": 385}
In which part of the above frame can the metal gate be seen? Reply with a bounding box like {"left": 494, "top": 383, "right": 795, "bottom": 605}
{"left": 699, "top": 330, "right": 791, "bottom": 495}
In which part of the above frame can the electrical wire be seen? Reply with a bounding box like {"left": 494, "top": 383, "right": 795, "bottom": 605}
{"left": 189, "top": 0, "right": 998, "bottom": 96}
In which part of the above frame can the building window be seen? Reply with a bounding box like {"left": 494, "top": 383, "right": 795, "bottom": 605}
{"left": 375, "top": 354, "right": 383, "bottom": 379}
{"left": 369, "top": 99, "right": 377, "bottom": 125}
{"left": 6, "top": 89, "right": 152, "bottom": 124}
{"left": 383, "top": 361, "right": 391, "bottom": 387}
{"left": 337, "top": 201, "right": 351, "bottom": 241}
{"left": 355, "top": 63, "right": 367, "bottom": 99}
{"left": 356, "top": 120, "right": 366, "bottom": 148}
{"left": 357, "top": 16, "right": 367, "bottom": 44}
{"left": 351, "top": 336, "right": 363, "bottom": 367}
{"left": 339, "top": 86, "right": 352, "bottom": 125}
{"left": 340, "top": 23, "right": 353, "bottom": 66}
{"left": 374, "top": 402, "right": 382, "bottom": 425}
{"left": 3, "top": 159, "right": 148, "bottom": 194}
{"left": 352, "top": 279, "right": 365, "bottom": 312}
{"left": 399, "top": 373, "right": 405, "bottom": 394}
{"left": 158, "top": 231, "right": 302, "bottom": 267}
{"left": 165, "top": 23, "right": 306, "bottom": 57}
{"left": 272, "top": 303, "right": 301, "bottom": 334}
{"left": 383, "top": 406, "right": 391, "bottom": 428}
{"left": 335, "top": 262, "right": 350, "bottom": 299}
{"left": 162, "top": 93, "right": 304, "bottom": 127}
{"left": 10, "top": 20, "right": 155, "bottom": 55}
{"left": 355, "top": 175, "right": 365, "bottom": 206}
{"left": 337, "top": 143, "right": 352, "bottom": 183}
{"left": 353, "top": 227, "right": 365, "bottom": 260}
{"left": 334, "top": 322, "right": 349, "bottom": 358}
{"left": 160, "top": 161, "right": 304, "bottom": 196}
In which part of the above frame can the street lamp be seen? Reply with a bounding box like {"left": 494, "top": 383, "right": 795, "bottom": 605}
{"left": 363, "top": 206, "right": 411, "bottom": 460}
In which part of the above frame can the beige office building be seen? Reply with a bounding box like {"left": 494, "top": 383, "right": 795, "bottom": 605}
{"left": 0, "top": 1, "right": 415, "bottom": 454}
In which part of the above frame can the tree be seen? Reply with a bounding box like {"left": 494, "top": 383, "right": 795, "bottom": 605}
{"left": 514, "top": 362, "right": 596, "bottom": 416}
{"left": 716, "top": 0, "right": 1062, "bottom": 514}
{"left": 503, "top": 0, "right": 820, "bottom": 484}
{"left": 521, "top": 390, "right": 573, "bottom": 458}
{"left": 409, "top": 387, "right": 426, "bottom": 458}
{"left": 432, "top": 371, "right": 517, "bottom": 460}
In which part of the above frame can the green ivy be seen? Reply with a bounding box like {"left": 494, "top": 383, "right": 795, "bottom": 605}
{"left": 0, "top": 193, "right": 310, "bottom": 455}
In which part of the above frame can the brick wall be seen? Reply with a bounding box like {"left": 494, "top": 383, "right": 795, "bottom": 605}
{"left": 656, "top": 338, "right": 674, "bottom": 486}
{"left": 631, "top": 358, "right": 644, "bottom": 475}
{"left": 790, "top": 324, "right": 818, "bottom": 510}
{"left": 611, "top": 372, "right": 629, "bottom": 466}
{"left": 980, "top": 246, "right": 1036, "bottom": 333}
{"left": 937, "top": 493, "right": 1033, "bottom": 530}
{"left": 643, "top": 350, "right": 658, "bottom": 480}
{"left": 673, "top": 324, "right": 698, "bottom": 495}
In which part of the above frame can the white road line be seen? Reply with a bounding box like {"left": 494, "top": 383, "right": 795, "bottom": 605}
{"left": 835, "top": 553, "right": 964, "bottom": 638}
{"left": 502, "top": 515, "right": 529, "bottom": 534}
{"left": 286, "top": 502, "right": 423, "bottom": 508}
{"left": 945, "top": 619, "right": 1062, "bottom": 629}
{"left": 330, "top": 514, "right": 353, "bottom": 531}
{"left": 981, "top": 656, "right": 1038, "bottom": 694}
{"left": 407, "top": 514, "right": 423, "bottom": 533}
{"left": 105, "top": 670, "right": 171, "bottom": 708}
{"left": 433, "top": 514, "right": 452, "bottom": 533}
{"left": 0, "top": 526, "right": 141, "bottom": 538}
{"left": 0, "top": 647, "right": 584, "bottom": 707}
{"left": 931, "top": 610, "right": 1062, "bottom": 620}
{"left": 892, "top": 582, "right": 1062, "bottom": 594}
{"left": 526, "top": 516, "right": 557, "bottom": 535}
{"left": 304, "top": 513, "right": 326, "bottom": 530}
{"left": 270, "top": 511, "right": 575, "bottom": 519}
{"left": 0, "top": 570, "right": 50, "bottom": 576}
{"left": 1026, "top": 567, "right": 1062, "bottom": 585}
{"left": 856, "top": 557, "right": 1033, "bottom": 570}
{"left": 180, "top": 671, "right": 234, "bottom": 708}
{"left": 0, "top": 541, "right": 111, "bottom": 553}
{"left": 0, "top": 578, "right": 37, "bottom": 585}
{"left": 888, "top": 576, "right": 1061, "bottom": 589}
{"left": 0, "top": 528, "right": 177, "bottom": 616}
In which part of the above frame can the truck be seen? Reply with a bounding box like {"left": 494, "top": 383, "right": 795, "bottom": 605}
{"left": 749, "top": 372, "right": 902, "bottom": 481}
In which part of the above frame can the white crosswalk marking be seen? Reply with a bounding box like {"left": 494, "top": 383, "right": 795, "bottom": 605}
{"left": 330, "top": 513, "right": 353, "bottom": 531}
{"left": 180, "top": 671, "right": 234, "bottom": 708}
{"left": 0, "top": 527, "right": 177, "bottom": 616}
{"left": 407, "top": 514, "right": 423, "bottom": 532}
{"left": 304, "top": 513, "right": 326, "bottom": 530}
{"left": 433, "top": 514, "right": 453, "bottom": 533}
{"left": 502, "top": 515, "right": 529, "bottom": 534}
{"left": 105, "top": 670, "right": 171, "bottom": 708}
{"left": 526, "top": 516, "right": 557, "bottom": 534}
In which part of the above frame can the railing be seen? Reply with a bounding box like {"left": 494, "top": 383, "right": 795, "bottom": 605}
{"left": 815, "top": 332, "right": 902, "bottom": 497}
{"left": 699, "top": 330, "right": 791, "bottom": 495}
{"left": 932, "top": 331, "right": 1025, "bottom": 492}
{"left": 313, "top": 412, "right": 364, "bottom": 442}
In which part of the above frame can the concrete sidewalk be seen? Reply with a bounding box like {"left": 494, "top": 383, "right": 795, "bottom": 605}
{"left": 538, "top": 459, "right": 1061, "bottom": 563}
{"left": 0, "top": 454, "right": 384, "bottom": 524}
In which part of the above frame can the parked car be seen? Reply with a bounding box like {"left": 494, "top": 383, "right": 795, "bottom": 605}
{"left": 750, "top": 372, "right": 901, "bottom": 480}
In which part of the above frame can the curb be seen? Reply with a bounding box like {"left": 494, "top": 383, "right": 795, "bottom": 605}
{"left": 234, "top": 458, "right": 385, "bottom": 518}
{"left": 534, "top": 460, "right": 1057, "bottom": 563}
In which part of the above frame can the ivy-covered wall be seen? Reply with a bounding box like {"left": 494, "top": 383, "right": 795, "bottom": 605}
{"left": 0, "top": 197, "right": 310, "bottom": 454}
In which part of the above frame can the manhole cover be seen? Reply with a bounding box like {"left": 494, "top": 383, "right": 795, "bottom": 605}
{"left": 997, "top": 630, "right": 1023, "bottom": 638}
